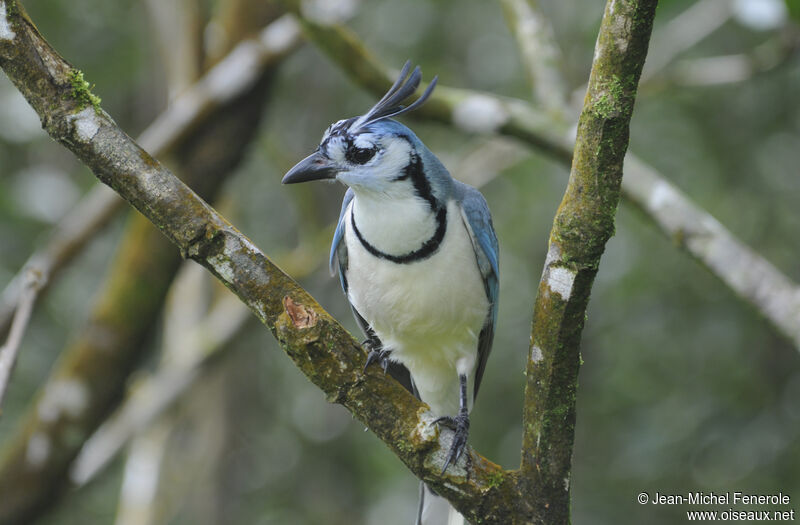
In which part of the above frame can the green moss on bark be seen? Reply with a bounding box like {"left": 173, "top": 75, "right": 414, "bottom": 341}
{"left": 67, "top": 69, "right": 101, "bottom": 112}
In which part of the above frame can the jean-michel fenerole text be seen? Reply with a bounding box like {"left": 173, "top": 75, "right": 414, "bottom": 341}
{"left": 650, "top": 492, "right": 791, "bottom": 506}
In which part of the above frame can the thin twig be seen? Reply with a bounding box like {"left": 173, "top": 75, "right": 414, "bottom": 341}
{"left": 640, "top": 0, "right": 733, "bottom": 84}
{"left": 499, "top": 0, "right": 568, "bottom": 119}
{"left": 0, "top": 270, "right": 41, "bottom": 410}
{"left": 0, "top": 186, "right": 122, "bottom": 339}
{"left": 568, "top": 0, "right": 733, "bottom": 106}
{"left": 624, "top": 155, "right": 800, "bottom": 343}
{"left": 668, "top": 33, "right": 800, "bottom": 86}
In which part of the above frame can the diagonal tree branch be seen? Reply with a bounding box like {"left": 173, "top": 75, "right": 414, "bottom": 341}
{"left": 623, "top": 155, "right": 800, "bottom": 342}
{"left": 288, "top": 12, "right": 800, "bottom": 351}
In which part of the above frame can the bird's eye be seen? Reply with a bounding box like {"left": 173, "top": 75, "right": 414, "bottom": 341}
{"left": 346, "top": 146, "right": 377, "bottom": 165}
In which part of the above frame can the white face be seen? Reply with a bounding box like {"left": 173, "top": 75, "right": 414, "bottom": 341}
{"left": 319, "top": 124, "right": 416, "bottom": 196}
{"left": 323, "top": 131, "right": 379, "bottom": 165}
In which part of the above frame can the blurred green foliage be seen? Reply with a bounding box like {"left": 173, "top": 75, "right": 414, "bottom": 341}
{"left": 0, "top": 0, "right": 798, "bottom": 524}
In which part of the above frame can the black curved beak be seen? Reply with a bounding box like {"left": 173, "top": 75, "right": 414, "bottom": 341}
{"left": 282, "top": 150, "right": 338, "bottom": 184}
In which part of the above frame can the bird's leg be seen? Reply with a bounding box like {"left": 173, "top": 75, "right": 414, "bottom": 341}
{"left": 362, "top": 331, "right": 391, "bottom": 373}
{"left": 434, "top": 374, "right": 470, "bottom": 474}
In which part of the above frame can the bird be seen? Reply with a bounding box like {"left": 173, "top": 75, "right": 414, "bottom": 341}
{"left": 282, "top": 61, "right": 499, "bottom": 525}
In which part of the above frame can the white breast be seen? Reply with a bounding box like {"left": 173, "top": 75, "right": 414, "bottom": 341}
{"left": 344, "top": 199, "right": 489, "bottom": 414}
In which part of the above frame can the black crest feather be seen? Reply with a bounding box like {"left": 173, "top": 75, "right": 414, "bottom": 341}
{"left": 352, "top": 61, "right": 438, "bottom": 131}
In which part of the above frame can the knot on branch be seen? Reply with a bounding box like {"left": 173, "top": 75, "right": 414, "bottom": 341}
{"left": 411, "top": 407, "right": 440, "bottom": 449}
{"left": 183, "top": 223, "right": 213, "bottom": 260}
{"left": 282, "top": 295, "right": 318, "bottom": 329}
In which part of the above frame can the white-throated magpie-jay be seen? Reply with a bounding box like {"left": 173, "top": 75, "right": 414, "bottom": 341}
{"left": 283, "top": 62, "right": 499, "bottom": 525}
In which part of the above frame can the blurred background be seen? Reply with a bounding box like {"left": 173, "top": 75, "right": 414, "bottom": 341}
{"left": 0, "top": 0, "right": 799, "bottom": 523}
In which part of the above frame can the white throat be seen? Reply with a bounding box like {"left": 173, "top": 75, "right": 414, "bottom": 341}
{"left": 350, "top": 189, "right": 439, "bottom": 256}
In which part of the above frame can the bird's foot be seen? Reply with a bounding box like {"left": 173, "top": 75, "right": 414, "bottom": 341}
{"left": 434, "top": 410, "right": 470, "bottom": 474}
{"left": 362, "top": 339, "right": 391, "bottom": 374}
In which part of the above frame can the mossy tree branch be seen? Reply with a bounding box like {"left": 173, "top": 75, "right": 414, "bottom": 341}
{"left": 521, "top": 2, "right": 658, "bottom": 521}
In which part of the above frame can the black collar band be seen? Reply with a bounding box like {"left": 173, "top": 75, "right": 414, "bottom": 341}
{"left": 351, "top": 206, "right": 447, "bottom": 264}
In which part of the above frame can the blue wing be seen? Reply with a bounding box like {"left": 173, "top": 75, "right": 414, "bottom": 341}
{"left": 330, "top": 187, "right": 355, "bottom": 286}
{"left": 454, "top": 181, "right": 499, "bottom": 400}
{"left": 330, "top": 187, "right": 377, "bottom": 340}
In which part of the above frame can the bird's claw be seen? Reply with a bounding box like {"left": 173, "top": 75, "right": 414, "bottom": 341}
{"left": 434, "top": 411, "right": 470, "bottom": 474}
{"left": 363, "top": 339, "right": 391, "bottom": 374}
